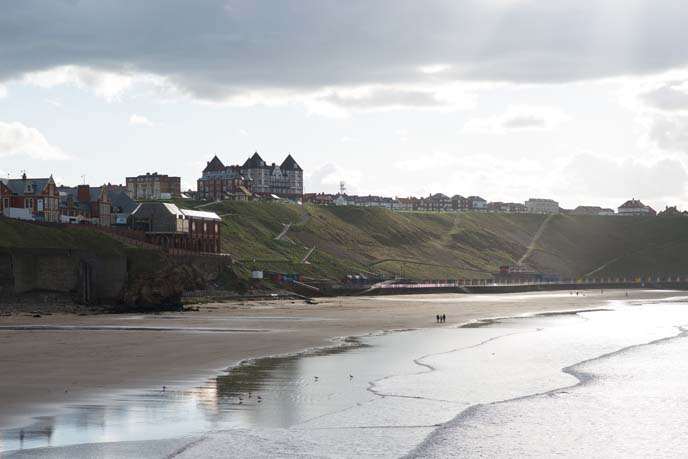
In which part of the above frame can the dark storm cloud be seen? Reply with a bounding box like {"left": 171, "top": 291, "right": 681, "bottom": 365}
{"left": 3, "top": 0, "right": 688, "bottom": 99}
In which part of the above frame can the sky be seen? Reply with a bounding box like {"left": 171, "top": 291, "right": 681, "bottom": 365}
{"left": 2, "top": 0, "right": 688, "bottom": 210}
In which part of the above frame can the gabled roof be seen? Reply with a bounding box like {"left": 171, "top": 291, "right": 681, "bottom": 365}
{"left": 619, "top": 199, "right": 646, "bottom": 209}
{"left": 281, "top": 154, "right": 302, "bottom": 171}
{"left": 203, "top": 155, "right": 226, "bottom": 172}
{"left": 429, "top": 193, "right": 450, "bottom": 200}
{"left": 109, "top": 190, "right": 138, "bottom": 213}
{"left": 242, "top": 152, "right": 266, "bottom": 169}
{"left": 5, "top": 177, "right": 54, "bottom": 195}
{"left": 58, "top": 186, "right": 109, "bottom": 204}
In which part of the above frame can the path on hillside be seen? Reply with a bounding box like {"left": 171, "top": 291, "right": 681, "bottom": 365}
{"left": 274, "top": 222, "right": 292, "bottom": 241}
{"left": 518, "top": 214, "right": 554, "bottom": 265}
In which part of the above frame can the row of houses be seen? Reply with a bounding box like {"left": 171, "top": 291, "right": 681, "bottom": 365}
{"left": 0, "top": 174, "right": 223, "bottom": 253}
{"left": 301, "top": 192, "right": 657, "bottom": 217}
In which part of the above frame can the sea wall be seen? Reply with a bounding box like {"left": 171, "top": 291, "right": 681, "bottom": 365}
{"left": 0, "top": 248, "right": 128, "bottom": 304}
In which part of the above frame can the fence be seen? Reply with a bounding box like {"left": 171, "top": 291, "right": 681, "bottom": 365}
{"left": 378, "top": 275, "right": 688, "bottom": 289}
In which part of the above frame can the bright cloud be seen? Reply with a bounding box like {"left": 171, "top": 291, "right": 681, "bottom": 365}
{"left": 554, "top": 153, "right": 687, "bottom": 200}
{"left": 306, "top": 163, "right": 363, "bottom": 194}
{"left": 23, "top": 66, "right": 133, "bottom": 102}
{"left": 0, "top": 121, "right": 70, "bottom": 160}
{"left": 129, "top": 114, "right": 155, "bottom": 127}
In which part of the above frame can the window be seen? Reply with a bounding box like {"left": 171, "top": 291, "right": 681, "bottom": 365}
{"left": 25, "top": 198, "right": 34, "bottom": 209}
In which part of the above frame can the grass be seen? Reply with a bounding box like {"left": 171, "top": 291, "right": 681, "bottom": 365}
{"left": 167, "top": 201, "right": 688, "bottom": 281}
{"left": 0, "top": 218, "right": 127, "bottom": 255}
{"left": 7, "top": 203, "right": 688, "bottom": 282}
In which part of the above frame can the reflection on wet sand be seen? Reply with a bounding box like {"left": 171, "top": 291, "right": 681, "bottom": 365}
{"left": 0, "top": 337, "right": 367, "bottom": 452}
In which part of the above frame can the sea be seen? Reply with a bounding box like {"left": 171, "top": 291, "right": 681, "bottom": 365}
{"left": 2, "top": 292, "right": 688, "bottom": 458}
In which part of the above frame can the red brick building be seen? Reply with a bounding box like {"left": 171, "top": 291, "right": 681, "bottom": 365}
{"left": 197, "top": 156, "right": 254, "bottom": 201}
{"left": 58, "top": 185, "right": 112, "bottom": 226}
{"left": 0, "top": 174, "right": 60, "bottom": 222}
{"left": 130, "top": 202, "right": 222, "bottom": 253}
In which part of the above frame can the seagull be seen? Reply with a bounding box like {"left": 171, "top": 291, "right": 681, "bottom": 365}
{"left": 349, "top": 374, "right": 354, "bottom": 379}
{"left": 162, "top": 386, "right": 167, "bottom": 392}
{"left": 314, "top": 376, "right": 319, "bottom": 381}
{"left": 257, "top": 395, "right": 262, "bottom": 400}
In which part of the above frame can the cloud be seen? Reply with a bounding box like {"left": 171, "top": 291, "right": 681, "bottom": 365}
{"left": 0, "top": 121, "right": 70, "bottom": 160}
{"left": 320, "top": 85, "right": 473, "bottom": 110}
{"left": 639, "top": 82, "right": 688, "bottom": 112}
{"left": 4, "top": 1, "right": 688, "bottom": 102}
{"left": 22, "top": 66, "right": 133, "bottom": 102}
{"left": 625, "top": 72, "right": 688, "bottom": 154}
{"left": 129, "top": 114, "right": 155, "bottom": 127}
{"left": 44, "top": 98, "right": 62, "bottom": 108}
{"left": 0, "top": 84, "right": 6, "bottom": 98}
{"left": 305, "top": 163, "right": 363, "bottom": 193}
{"left": 464, "top": 105, "right": 570, "bottom": 134}
{"left": 554, "top": 153, "right": 687, "bottom": 199}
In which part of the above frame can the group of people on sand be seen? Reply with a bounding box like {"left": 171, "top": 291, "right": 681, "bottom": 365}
{"left": 436, "top": 314, "right": 446, "bottom": 323}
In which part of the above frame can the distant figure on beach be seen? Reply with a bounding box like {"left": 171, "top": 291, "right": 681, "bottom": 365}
{"left": 576, "top": 292, "right": 579, "bottom": 296}
{"left": 626, "top": 292, "right": 629, "bottom": 297}
{"left": 442, "top": 314, "right": 446, "bottom": 323}
{"left": 436, "top": 314, "right": 440, "bottom": 323}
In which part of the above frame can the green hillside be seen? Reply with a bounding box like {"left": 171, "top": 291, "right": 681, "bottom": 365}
{"left": 4, "top": 203, "right": 688, "bottom": 282}
{"left": 180, "top": 201, "right": 688, "bottom": 281}
{"left": 0, "top": 218, "right": 127, "bottom": 255}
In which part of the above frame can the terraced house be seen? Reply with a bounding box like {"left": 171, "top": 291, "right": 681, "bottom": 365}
{"left": 0, "top": 174, "right": 60, "bottom": 222}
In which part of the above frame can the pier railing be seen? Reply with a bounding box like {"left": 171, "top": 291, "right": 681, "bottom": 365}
{"left": 377, "top": 275, "right": 688, "bottom": 290}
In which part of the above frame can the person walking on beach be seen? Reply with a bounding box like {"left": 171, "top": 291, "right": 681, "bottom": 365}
{"left": 436, "top": 314, "right": 440, "bottom": 323}
{"left": 442, "top": 314, "right": 446, "bottom": 323}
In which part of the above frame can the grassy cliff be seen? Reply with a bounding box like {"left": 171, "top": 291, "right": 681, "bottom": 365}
{"left": 0, "top": 218, "right": 127, "bottom": 254}
{"left": 179, "top": 201, "right": 688, "bottom": 281}
{"left": 5, "top": 203, "right": 688, "bottom": 283}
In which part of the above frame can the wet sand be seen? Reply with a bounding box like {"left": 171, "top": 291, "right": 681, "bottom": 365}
{"left": 0, "top": 289, "right": 675, "bottom": 431}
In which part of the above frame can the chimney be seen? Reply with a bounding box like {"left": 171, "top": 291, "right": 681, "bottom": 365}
{"left": 21, "top": 172, "right": 27, "bottom": 181}
{"left": 77, "top": 184, "right": 90, "bottom": 203}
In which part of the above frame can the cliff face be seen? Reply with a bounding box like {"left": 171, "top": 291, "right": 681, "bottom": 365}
{"left": 119, "top": 263, "right": 209, "bottom": 308}
{"left": 0, "top": 220, "right": 227, "bottom": 308}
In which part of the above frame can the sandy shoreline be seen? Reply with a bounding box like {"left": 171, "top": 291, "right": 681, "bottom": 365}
{"left": 0, "top": 289, "right": 679, "bottom": 432}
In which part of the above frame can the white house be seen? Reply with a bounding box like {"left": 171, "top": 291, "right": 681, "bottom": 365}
{"left": 525, "top": 198, "right": 560, "bottom": 214}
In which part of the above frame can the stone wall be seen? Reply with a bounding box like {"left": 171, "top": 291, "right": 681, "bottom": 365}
{"left": 0, "top": 248, "right": 128, "bottom": 304}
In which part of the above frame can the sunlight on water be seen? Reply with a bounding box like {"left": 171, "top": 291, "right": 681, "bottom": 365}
{"left": 3, "top": 298, "right": 688, "bottom": 458}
